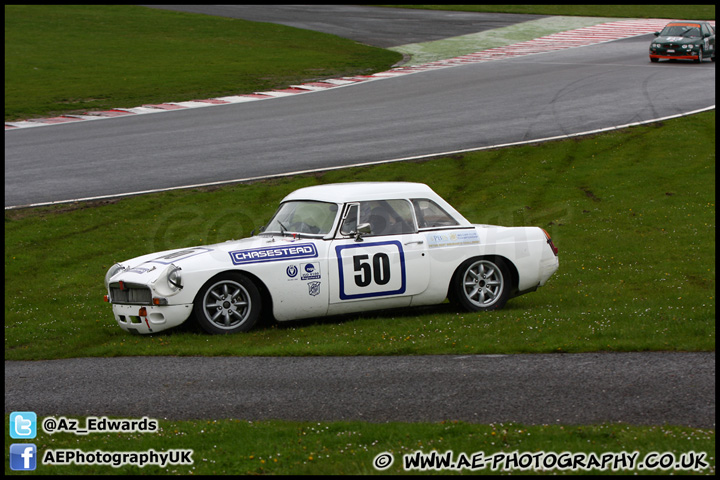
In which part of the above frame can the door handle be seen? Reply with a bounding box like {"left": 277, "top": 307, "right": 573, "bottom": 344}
{"left": 404, "top": 240, "right": 424, "bottom": 245}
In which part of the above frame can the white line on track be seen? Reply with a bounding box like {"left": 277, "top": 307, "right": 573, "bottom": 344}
{"left": 5, "top": 105, "right": 714, "bottom": 210}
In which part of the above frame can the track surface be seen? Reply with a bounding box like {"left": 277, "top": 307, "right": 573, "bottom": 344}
{"left": 143, "top": 5, "right": 548, "bottom": 47}
{"left": 5, "top": 353, "right": 715, "bottom": 427}
{"left": 4, "top": 7, "right": 715, "bottom": 428}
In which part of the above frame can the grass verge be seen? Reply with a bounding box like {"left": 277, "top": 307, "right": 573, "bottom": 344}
{"left": 5, "top": 111, "right": 715, "bottom": 360}
{"left": 4, "top": 5, "right": 401, "bottom": 121}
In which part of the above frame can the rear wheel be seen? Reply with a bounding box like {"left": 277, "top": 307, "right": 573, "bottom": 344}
{"left": 193, "top": 273, "right": 261, "bottom": 334}
{"left": 450, "top": 257, "right": 511, "bottom": 311}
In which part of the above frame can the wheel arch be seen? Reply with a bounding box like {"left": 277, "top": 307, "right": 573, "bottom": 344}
{"left": 447, "top": 254, "right": 520, "bottom": 299}
{"left": 192, "top": 269, "right": 275, "bottom": 322}
{"left": 235, "top": 269, "right": 275, "bottom": 323}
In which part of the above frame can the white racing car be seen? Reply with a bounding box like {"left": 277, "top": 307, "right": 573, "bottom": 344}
{"left": 104, "top": 182, "right": 559, "bottom": 334}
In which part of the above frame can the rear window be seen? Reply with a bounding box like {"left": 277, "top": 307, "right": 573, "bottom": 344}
{"left": 412, "top": 199, "right": 459, "bottom": 229}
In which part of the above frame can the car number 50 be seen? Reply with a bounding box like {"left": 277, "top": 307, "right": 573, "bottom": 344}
{"left": 353, "top": 253, "right": 391, "bottom": 287}
{"left": 336, "top": 241, "right": 406, "bottom": 300}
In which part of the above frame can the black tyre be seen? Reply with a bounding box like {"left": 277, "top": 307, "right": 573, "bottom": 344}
{"left": 193, "top": 273, "right": 261, "bottom": 334}
{"left": 450, "top": 257, "right": 511, "bottom": 311}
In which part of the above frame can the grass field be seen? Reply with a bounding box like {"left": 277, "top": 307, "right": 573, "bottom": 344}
{"left": 4, "top": 4, "right": 715, "bottom": 476}
{"left": 4, "top": 5, "right": 401, "bottom": 121}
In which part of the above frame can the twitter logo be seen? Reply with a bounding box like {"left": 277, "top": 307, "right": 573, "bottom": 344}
{"left": 10, "top": 412, "right": 37, "bottom": 439}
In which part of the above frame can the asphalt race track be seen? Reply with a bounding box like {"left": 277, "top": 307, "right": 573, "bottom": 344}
{"left": 144, "top": 5, "right": 548, "bottom": 47}
{"left": 4, "top": 7, "right": 716, "bottom": 429}
{"left": 5, "top": 353, "right": 715, "bottom": 428}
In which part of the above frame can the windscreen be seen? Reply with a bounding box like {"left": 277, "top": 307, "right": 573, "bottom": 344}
{"left": 264, "top": 201, "right": 338, "bottom": 236}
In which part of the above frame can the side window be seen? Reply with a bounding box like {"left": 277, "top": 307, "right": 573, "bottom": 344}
{"left": 412, "top": 199, "right": 460, "bottom": 229}
{"left": 339, "top": 200, "right": 416, "bottom": 236}
{"left": 361, "top": 200, "right": 415, "bottom": 235}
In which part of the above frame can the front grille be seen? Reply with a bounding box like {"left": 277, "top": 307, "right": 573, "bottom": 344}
{"left": 110, "top": 283, "right": 152, "bottom": 305}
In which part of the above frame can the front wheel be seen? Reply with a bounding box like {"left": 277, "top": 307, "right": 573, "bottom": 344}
{"left": 450, "top": 258, "right": 511, "bottom": 311}
{"left": 193, "top": 273, "right": 261, "bottom": 334}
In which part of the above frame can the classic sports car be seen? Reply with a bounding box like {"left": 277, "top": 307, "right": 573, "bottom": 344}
{"left": 649, "top": 21, "right": 715, "bottom": 63}
{"left": 104, "top": 182, "right": 559, "bottom": 334}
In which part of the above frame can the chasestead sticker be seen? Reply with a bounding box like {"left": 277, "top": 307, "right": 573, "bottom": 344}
{"left": 229, "top": 244, "right": 318, "bottom": 265}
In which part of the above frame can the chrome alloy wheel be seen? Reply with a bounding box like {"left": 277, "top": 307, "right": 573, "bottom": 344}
{"left": 201, "top": 279, "right": 252, "bottom": 330}
{"left": 461, "top": 259, "right": 505, "bottom": 308}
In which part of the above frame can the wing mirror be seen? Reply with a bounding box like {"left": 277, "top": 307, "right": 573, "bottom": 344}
{"left": 354, "top": 223, "right": 371, "bottom": 242}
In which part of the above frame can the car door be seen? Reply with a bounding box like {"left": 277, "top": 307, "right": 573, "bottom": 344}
{"left": 328, "top": 200, "right": 430, "bottom": 315}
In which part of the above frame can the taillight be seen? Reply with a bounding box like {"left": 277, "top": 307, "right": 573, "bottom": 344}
{"left": 541, "top": 229, "right": 558, "bottom": 256}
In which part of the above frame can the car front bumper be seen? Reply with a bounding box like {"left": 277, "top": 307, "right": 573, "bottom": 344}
{"left": 112, "top": 303, "right": 194, "bottom": 334}
{"left": 649, "top": 53, "right": 700, "bottom": 60}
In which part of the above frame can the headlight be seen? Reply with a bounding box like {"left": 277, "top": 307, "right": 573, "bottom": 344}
{"left": 105, "top": 263, "right": 125, "bottom": 288}
{"left": 152, "top": 264, "right": 183, "bottom": 297}
{"left": 167, "top": 264, "right": 183, "bottom": 291}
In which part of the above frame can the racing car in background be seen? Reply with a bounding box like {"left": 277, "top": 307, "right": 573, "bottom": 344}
{"left": 649, "top": 20, "right": 715, "bottom": 63}
{"left": 104, "top": 182, "right": 559, "bottom": 334}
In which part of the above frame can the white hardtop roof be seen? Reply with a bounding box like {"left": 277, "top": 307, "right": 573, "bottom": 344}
{"left": 283, "top": 182, "right": 438, "bottom": 203}
{"left": 282, "top": 182, "right": 471, "bottom": 225}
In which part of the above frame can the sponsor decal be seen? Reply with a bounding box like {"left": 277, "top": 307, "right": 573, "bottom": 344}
{"left": 150, "top": 248, "right": 212, "bottom": 265}
{"left": 426, "top": 230, "right": 480, "bottom": 248}
{"left": 308, "top": 281, "right": 321, "bottom": 297}
{"left": 286, "top": 262, "right": 321, "bottom": 281}
{"left": 229, "top": 243, "right": 318, "bottom": 265}
{"left": 125, "top": 267, "right": 154, "bottom": 275}
{"left": 301, "top": 262, "right": 321, "bottom": 280}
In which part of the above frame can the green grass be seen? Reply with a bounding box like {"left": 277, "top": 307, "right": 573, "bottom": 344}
{"left": 4, "top": 5, "right": 401, "bottom": 121}
{"left": 5, "top": 111, "right": 715, "bottom": 360}
{"left": 5, "top": 415, "right": 715, "bottom": 475}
